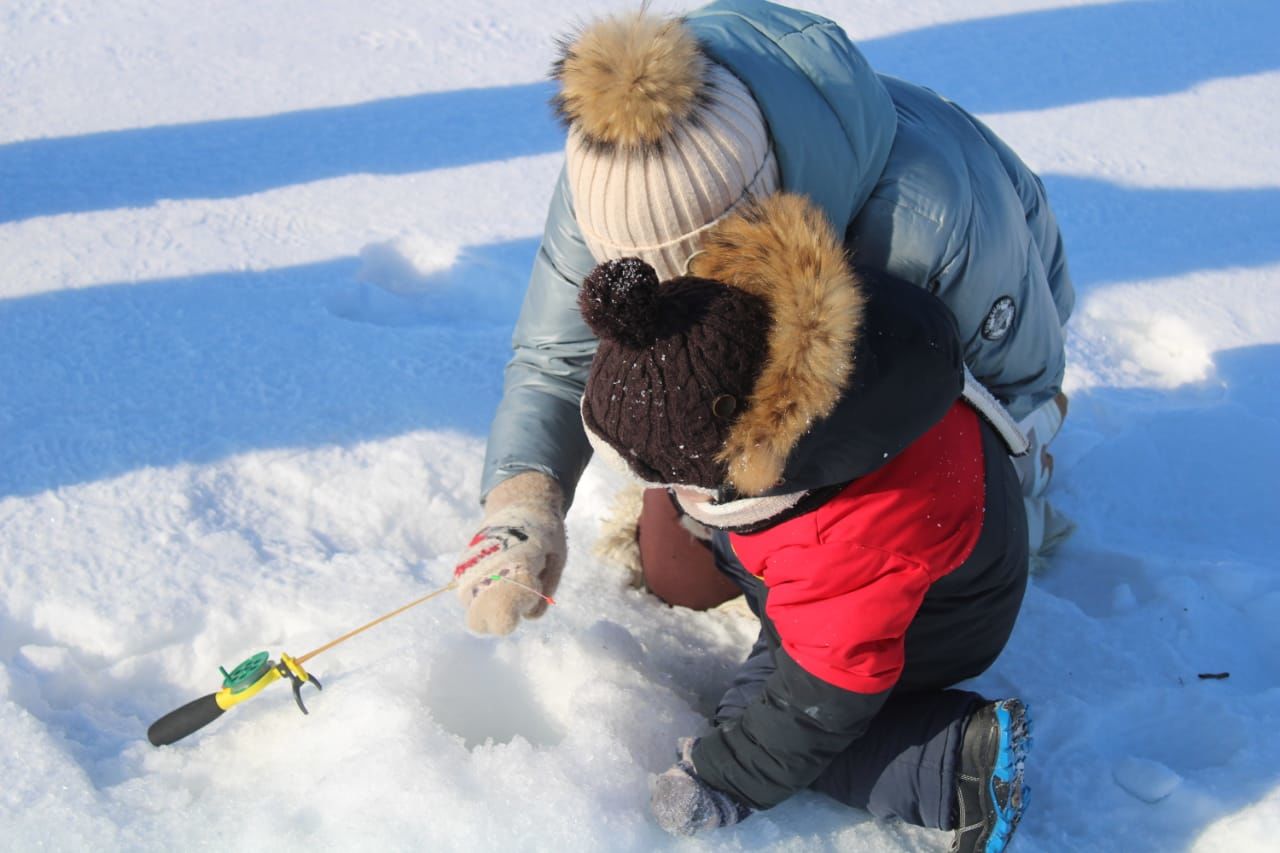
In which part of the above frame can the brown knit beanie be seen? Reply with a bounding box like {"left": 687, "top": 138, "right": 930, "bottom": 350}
{"left": 579, "top": 257, "right": 771, "bottom": 490}
{"left": 579, "top": 194, "right": 867, "bottom": 510}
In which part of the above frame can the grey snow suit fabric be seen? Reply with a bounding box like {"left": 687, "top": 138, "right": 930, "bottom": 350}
{"left": 482, "top": 0, "right": 1074, "bottom": 504}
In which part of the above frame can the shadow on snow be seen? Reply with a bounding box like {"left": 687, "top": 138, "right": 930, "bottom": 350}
{"left": 0, "top": 82, "right": 562, "bottom": 223}
{"left": 0, "top": 238, "right": 539, "bottom": 498}
{"left": 862, "top": 0, "right": 1279, "bottom": 113}
{"left": 1043, "top": 177, "right": 1280, "bottom": 290}
{"left": 1021, "top": 342, "right": 1280, "bottom": 850}
{"left": 5, "top": 2, "right": 1279, "bottom": 224}
{"left": 1055, "top": 343, "right": 1280, "bottom": 566}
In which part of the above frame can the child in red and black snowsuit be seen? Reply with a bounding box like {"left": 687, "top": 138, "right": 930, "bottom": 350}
{"left": 578, "top": 195, "right": 1033, "bottom": 853}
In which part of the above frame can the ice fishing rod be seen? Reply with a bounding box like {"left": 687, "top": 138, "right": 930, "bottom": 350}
{"left": 146, "top": 572, "right": 553, "bottom": 747}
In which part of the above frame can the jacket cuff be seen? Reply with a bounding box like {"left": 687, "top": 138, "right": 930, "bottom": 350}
{"left": 692, "top": 648, "right": 891, "bottom": 810}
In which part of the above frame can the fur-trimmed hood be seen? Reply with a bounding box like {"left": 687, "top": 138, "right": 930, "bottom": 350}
{"left": 690, "top": 193, "right": 865, "bottom": 496}
{"left": 578, "top": 190, "right": 965, "bottom": 527}
{"left": 685, "top": 194, "right": 968, "bottom": 512}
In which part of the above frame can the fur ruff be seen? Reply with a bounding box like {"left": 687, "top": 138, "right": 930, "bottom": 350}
{"left": 690, "top": 194, "right": 866, "bottom": 496}
{"left": 592, "top": 483, "right": 646, "bottom": 587}
{"left": 551, "top": 12, "right": 707, "bottom": 149}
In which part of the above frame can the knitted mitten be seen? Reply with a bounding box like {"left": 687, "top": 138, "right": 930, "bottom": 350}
{"left": 455, "top": 472, "right": 565, "bottom": 635}
{"left": 651, "top": 738, "right": 752, "bottom": 836}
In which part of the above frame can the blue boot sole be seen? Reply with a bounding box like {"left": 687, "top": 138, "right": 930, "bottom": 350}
{"left": 985, "top": 699, "right": 1032, "bottom": 853}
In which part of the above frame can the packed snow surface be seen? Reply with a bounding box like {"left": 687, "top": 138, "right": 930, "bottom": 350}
{"left": 2, "top": 1, "right": 1278, "bottom": 850}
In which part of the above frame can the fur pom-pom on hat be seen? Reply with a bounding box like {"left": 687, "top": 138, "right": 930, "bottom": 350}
{"left": 552, "top": 12, "right": 708, "bottom": 150}
{"left": 552, "top": 8, "right": 778, "bottom": 281}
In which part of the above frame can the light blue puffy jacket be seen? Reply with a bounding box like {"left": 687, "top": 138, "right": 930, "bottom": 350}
{"left": 482, "top": 0, "right": 1073, "bottom": 504}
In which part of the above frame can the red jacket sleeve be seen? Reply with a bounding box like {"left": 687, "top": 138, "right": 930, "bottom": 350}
{"left": 763, "top": 541, "right": 933, "bottom": 694}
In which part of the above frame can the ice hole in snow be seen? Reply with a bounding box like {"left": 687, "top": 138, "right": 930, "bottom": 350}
{"left": 424, "top": 636, "right": 564, "bottom": 750}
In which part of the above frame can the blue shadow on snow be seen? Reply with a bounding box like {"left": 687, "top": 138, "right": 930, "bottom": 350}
{"left": 861, "top": 0, "right": 1279, "bottom": 113}
{"left": 1026, "top": 344, "right": 1280, "bottom": 850}
{"left": 0, "top": 238, "right": 538, "bottom": 498}
{"left": 0, "top": 82, "right": 562, "bottom": 222}
{"left": 1041, "top": 176, "right": 1280, "bottom": 289}
{"left": 5, "top": 1, "right": 1276, "bottom": 224}
{"left": 1055, "top": 344, "right": 1280, "bottom": 567}
{"left": 3, "top": 173, "right": 1277, "bottom": 497}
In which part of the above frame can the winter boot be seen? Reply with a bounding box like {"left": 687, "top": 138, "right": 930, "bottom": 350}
{"left": 952, "top": 699, "right": 1032, "bottom": 853}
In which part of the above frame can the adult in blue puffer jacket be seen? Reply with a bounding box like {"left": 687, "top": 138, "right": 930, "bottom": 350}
{"left": 453, "top": 2, "right": 1073, "bottom": 637}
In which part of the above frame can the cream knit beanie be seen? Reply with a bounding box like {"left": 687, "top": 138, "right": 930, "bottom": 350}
{"left": 554, "top": 12, "right": 779, "bottom": 281}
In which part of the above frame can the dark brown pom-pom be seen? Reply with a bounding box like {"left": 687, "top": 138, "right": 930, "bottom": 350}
{"left": 579, "top": 257, "right": 660, "bottom": 348}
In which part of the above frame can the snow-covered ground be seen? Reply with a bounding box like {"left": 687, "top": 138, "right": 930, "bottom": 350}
{"left": 2, "top": 1, "right": 1277, "bottom": 850}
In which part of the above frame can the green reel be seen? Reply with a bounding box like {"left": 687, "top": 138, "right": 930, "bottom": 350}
{"left": 219, "top": 651, "right": 271, "bottom": 694}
